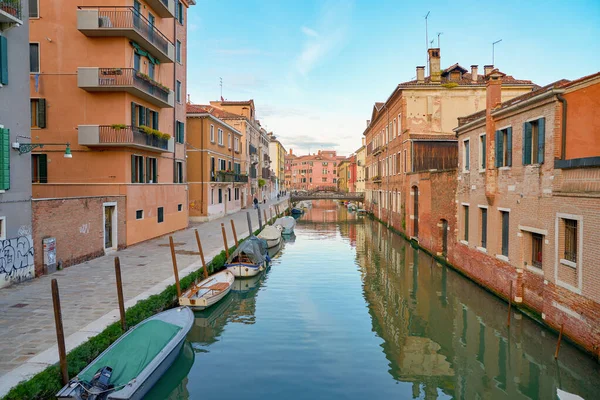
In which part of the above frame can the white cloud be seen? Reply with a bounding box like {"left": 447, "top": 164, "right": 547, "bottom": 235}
{"left": 301, "top": 26, "right": 319, "bottom": 38}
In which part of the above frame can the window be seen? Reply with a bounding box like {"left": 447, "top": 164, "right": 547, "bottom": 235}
{"left": 219, "top": 159, "right": 226, "bottom": 170}
{"left": 0, "top": 36, "right": 7, "bottom": 85}
{"left": 501, "top": 211, "right": 509, "bottom": 257}
{"left": 0, "top": 128, "right": 9, "bottom": 189}
{"left": 29, "top": 43, "right": 39, "bottom": 73}
{"left": 228, "top": 188, "right": 231, "bottom": 202}
{"left": 176, "top": 121, "right": 184, "bottom": 143}
{"left": 495, "top": 127, "right": 512, "bottom": 167}
{"left": 523, "top": 118, "right": 545, "bottom": 165}
{"left": 228, "top": 133, "right": 231, "bottom": 148}
{"left": 147, "top": 62, "right": 155, "bottom": 79}
{"left": 157, "top": 207, "right": 164, "bottom": 223}
{"left": 218, "top": 188, "right": 222, "bottom": 203}
{"left": 404, "top": 149, "right": 407, "bottom": 173}
{"left": 176, "top": 80, "right": 182, "bottom": 103}
{"left": 136, "top": 210, "right": 144, "bottom": 220}
{"left": 532, "top": 233, "right": 543, "bottom": 268}
{"left": 480, "top": 208, "right": 487, "bottom": 248}
{"left": 131, "top": 103, "right": 158, "bottom": 129}
{"left": 398, "top": 114, "right": 402, "bottom": 135}
{"left": 30, "top": 98, "right": 46, "bottom": 128}
{"left": 29, "top": 0, "right": 39, "bottom": 18}
{"left": 176, "top": 40, "right": 182, "bottom": 63}
{"left": 0, "top": 217, "right": 5, "bottom": 240}
{"left": 234, "top": 162, "right": 241, "bottom": 174}
{"left": 210, "top": 189, "right": 214, "bottom": 205}
{"left": 463, "top": 205, "right": 469, "bottom": 242}
{"left": 178, "top": 204, "right": 183, "bottom": 212}
{"left": 30, "top": 153, "right": 47, "bottom": 184}
{"left": 218, "top": 129, "right": 223, "bottom": 145}
{"left": 564, "top": 219, "right": 578, "bottom": 263}
{"left": 479, "top": 134, "right": 486, "bottom": 170}
{"left": 333, "top": 178, "right": 337, "bottom": 183}
{"left": 176, "top": 161, "right": 183, "bottom": 183}
{"left": 463, "top": 139, "right": 470, "bottom": 171}
{"left": 322, "top": 177, "right": 327, "bottom": 182}
{"left": 146, "top": 157, "right": 157, "bottom": 183}
{"left": 131, "top": 155, "right": 144, "bottom": 183}
{"left": 176, "top": 1, "right": 184, "bottom": 24}
{"left": 210, "top": 125, "right": 215, "bottom": 142}
{"left": 234, "top": 137, "right": 239, "bottom": 152}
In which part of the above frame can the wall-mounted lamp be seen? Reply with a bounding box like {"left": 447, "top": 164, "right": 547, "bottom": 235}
{"left": 12, "top": 142, "right": 73, "bottom": 158}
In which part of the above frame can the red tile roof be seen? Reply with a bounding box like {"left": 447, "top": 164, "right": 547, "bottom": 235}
{"left": 187, "top": 104, "right": 246, "bottom": 120}
{"left": 399, "top": 66, "right": 534, "bottom": 87}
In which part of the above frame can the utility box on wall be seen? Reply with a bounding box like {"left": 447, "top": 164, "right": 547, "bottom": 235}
{"left": 43, "top": 237, "right": 57, "bottom": 274}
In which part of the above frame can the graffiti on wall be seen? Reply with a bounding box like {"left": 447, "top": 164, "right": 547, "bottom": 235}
{"left": 0, "top": 235, "right": 35, "bottom": 288}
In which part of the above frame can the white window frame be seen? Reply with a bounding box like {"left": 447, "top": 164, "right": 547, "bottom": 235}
{"left": 234, "top": 137, "right": 239, "bottom": 152}
{"left": 135, "top": 210, "right": 144, "bottom": 220}
{"left": 228, "top": 133, "right": 231, "bottom": 148}
{"left": 102, "top": 202, "right": 118, "bottom": 251}
{"left": 30, "top": 42, "right": 40, "bottom": 73}
{"left": 0, "top": 216, "right": 5, "bottom": 240}
{"left": 555, "top": 213, "right": 583, "bottom": 294}
{"left": 218, "top": 128, "right": 223, "bottom": 145}
{"left": 462, "top": 138, "right": 470, "bottom": 172}
{"left": 210, "top": 125, "right": 215, "bottom": 142}
{"left": 479, "top": 133, "right": 486, "bottom": 172}
{"left": 29, "top": 0, "right": 40, "bottom": 18}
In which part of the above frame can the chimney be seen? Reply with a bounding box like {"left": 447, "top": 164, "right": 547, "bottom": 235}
{"left": 484, "top": 64, "right": 494, "bottom": 76}
{"left": 470, "top": 65, "right": 478, "bottom": 83}
{"left": 366, "top": 120, "right": 371, "bottom": 128}
{"left": 416, "top": 66, "right": 425, "bottom": 84}
{"left": 484, "top": 70, "right": 505, "bottom": 204}
{"left": 428, "top": 48, "right": 441, "bottom": 83}
{"left": 289, "top": 149, "right": 293, "bottom": 155}
{"left": 362, "top": 137, "right": 366, "bottom": 146}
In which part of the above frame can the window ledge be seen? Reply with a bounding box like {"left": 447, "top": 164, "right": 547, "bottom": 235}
{"left": 526, "top": 265, "right": 544, "bottom": 276}
{"left": 498, "top": 166, "right": 511, "bottom": 171}
{"left": 496, "top": 254, "right": 509, "bottom": 263}
{"left": 460, "top": 240, "right": 469, "bottom": 246}
{"left": 476, "top": 246, "right": 487, "bottom": 253}
{"left": 479, "top": 169, "right": 485, "bottom": 174}
{"left": 560, "top": 259, "right": 577, "bottom": 269}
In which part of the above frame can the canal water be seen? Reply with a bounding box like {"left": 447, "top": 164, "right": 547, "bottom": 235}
{"left": 148, "top": 200, "right": 600, "bottom": 399}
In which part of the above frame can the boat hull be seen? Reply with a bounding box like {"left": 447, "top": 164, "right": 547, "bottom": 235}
{"left": 226, "top": 263, "right": 264, "bottom": 278}
{"left": 179, "top": 270, "right": 234, "bottom": 311}
{"left": 264, "top": 237, "right": 281, "bottom": 248}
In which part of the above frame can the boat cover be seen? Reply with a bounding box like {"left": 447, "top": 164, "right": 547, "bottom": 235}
{"left": 274, "top": 217, "right": 295, "bottom": 231}
{"left": 79, "top": 320, "right": 181, "bottom": 387}
{"left": 258, "top": 225, "right": 281, "bottom": 241}
{"left": 229, "top": 236, "right": 267, "bottom": 265}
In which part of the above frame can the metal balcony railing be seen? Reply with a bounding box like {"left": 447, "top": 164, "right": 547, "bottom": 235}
{"left": 98, "top": 68, "right": 170, "bottom": 103}
{"left": 79, "top": 6, "right": 172, "bottom": 56}
{"left": 99, "top": 125, "right": 169, "bottom": 151}
{"left": 215, "top": 171, "right": 249, "bottom": 183}
{"left": 0, "top": 0, "right": 21, "bottom": 20}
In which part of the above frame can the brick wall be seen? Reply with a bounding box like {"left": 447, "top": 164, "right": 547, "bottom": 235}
{"left": 32, "top": 196, "right": 126, "bottom": 275}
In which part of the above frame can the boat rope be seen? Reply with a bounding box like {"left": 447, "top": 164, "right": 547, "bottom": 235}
{"left": 74, "top": 380, "right": 129, "bottom": 395}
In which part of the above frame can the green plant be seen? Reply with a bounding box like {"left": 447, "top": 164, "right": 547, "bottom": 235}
{"left": 135, "top": 71, "right": 169, "bottom": 93}
{"left": 138, "top": 125, "right": 171, "bottom": 140}
{"left": 441, "top": 82, "right": 459, "bottom": 89}
{"left": 258, "top": 179, "right": 266, "bottom": 188}
{"left": 111, "top": 124, "right": 127, "bottom": 130}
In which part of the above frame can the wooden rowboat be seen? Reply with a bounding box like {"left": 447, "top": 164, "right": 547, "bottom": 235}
{"left": 225, "top": 236, "right": 268, "bottom": 278}
{"left": 178, "top": 270, "right": 234, "bottom": 310}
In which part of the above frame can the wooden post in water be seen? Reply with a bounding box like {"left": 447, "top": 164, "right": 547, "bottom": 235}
{"left": 507, "top": 282, "right": 513, "bottom": 327}
{"left": 169, "top": 236, "right": 181, "bottom": 298}
{"left": 555, "top": 323, "right": 564, "bottom": 359}
{"left": 264, "top": 209, "right": 268, "bottom": 226}
{"left": 194, "top": 229, "right": 208, "bottom": 279}
{"left": 114, "top": 257, "right": 127, "bottom": 332}
{"left": 257, "top": 207, "right": 263, "bottom": 230}
{"left": 230, "top": 219, "right": 239, "bottom": 247}
{"left": 51, "top": 279, "right": 69, "bottom": 385}
{"left": 221, "top": 223, "right": 230, "bottom": 258}
{"left": 246, "top": 212, "right": 253, "bottom": 236}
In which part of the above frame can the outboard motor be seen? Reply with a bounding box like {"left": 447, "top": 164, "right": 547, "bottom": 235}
{"left": 81, "top": 366, "right": 114, "bottom": 400}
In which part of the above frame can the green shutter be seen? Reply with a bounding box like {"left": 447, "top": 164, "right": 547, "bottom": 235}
{"left": 495, "top": 130, "right": 502, "bottom": 167}
{"left": 37, "top": 99, "right": 46, "bottom": 128}
{"left": 537, "top": 118, "right": 545, "bottom": 164}
{"left": 506, "top": 127, "right": 512, "bottom": 167}
{"left": 153, "top": 159, "right": 158, "bottom": 183}
{"left": 523, "top": 122, "right": 532, "bottom": 165}
{"left": 39, "top": 154, "right": 48, "bottom": 183}
{"left": 131, "top": 102, "right": 137, "bottom": 126}
{"left": 146, "top": 157, "right": 150, "bottom": 183}
{"left": 0, "top": 128, "right": 10, "bottom": 190}
{"left": 0, "top": 35, "right": 8, "bottom": 85}
{"left": 481, "top": 135, "right": 486, "bottom": 169}
{"left": 153, "top": 112, "right": 158, "bottom": 130}
{"left": 131, "top": 154, "right": 136, "bottom": 182}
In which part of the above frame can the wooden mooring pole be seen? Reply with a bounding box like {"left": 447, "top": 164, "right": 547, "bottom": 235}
{"left": 246, "top": 212, "right": 253, "bottom": 236}
{"left": 555, "top": 324, "right": 564, "bottom": 360}
{"left": 114, "top": 257, "right": 127, "bottom": 332}
{"left": 507, "top": 282, "right": 513, "bottom": 327}
{"left": 230, "top": 219, "right": 239, "bottom": 247}
{"left": 169, "top": 236, "right": 181, "bottom": 298}
{"left": 221, "top": 223, "right": 230, "bottom": 259}
{"left": 263, "top": 209, "right": 268, "bottom": 226}
{"left": 194, "top": 229, "right": 208, "bottom": 279}
{"left": 51, "top": 279, "right": 69, "bottom": 385}
{"left": 257, "top": 207, "right": 263, "bottom": 230}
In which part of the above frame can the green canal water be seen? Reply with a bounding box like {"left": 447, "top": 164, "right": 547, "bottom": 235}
{"left": 148, "top": 200, "right": 600, "bottom": 399}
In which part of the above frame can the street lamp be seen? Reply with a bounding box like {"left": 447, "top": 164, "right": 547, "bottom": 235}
{"left": 12, "top": 141, "right": 73, "bottom": 158}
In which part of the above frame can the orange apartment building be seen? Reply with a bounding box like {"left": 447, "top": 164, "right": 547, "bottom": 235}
{"left": 186, "top": 104, "right": 247, "bottom": 221}
{"left": 454, "top": 71, "right": 600, "bottom": 355}
{"left": 364, "top": 48, "right": 536, "bottom": 254}
{"left": 289, "top": 150, "right": 344, "bottom": 191}
{"left": 29, "top": 0, "right": 194, "bottom": 273}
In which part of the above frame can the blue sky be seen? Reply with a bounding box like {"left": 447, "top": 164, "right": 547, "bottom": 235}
{"left": 187, "top": 0, "right": 600, "bottom": 156}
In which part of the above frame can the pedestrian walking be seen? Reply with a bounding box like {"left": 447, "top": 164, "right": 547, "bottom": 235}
{"left": 253, "top": 197, "right": 259, "bottom": 209}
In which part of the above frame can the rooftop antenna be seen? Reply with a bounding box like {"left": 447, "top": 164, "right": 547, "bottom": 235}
{"left": 492, "top": 39, "right": 502, "bottom": 66}
{"left": 430, "top": 39, "right": 434, "bottom": 48}
{"left": 437, "top": 32, "right": 443, "bottom": 48}
{"left": 425, "top": 11, "right": 430, "bottom": 75}
{"left": 219, "top": 77, "right": 223, "bottom": 99}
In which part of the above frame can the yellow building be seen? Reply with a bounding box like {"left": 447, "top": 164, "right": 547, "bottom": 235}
{"left": 337, "top": 160, "right": 350, "bottom": 192}
{"left": 355, "top": 141, "right": 366, "bottom": 193}
{"left": 269, "top": 134, "right": 287, "bottom": 195}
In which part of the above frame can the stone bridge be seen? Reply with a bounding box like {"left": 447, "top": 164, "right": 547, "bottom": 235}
{"left": 290, "top": 190, "right": 365, "bottom": 203}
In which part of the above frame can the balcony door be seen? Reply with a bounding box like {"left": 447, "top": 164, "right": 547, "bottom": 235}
{"left": 104, "top": 203, "right": 117, "bottom": 251}
{"left": 133, "top": 0, "right": 141, "bottom": 29}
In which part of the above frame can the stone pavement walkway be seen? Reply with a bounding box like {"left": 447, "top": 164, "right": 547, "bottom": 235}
{"left": 0, "top": 197, "right": 289, "bottom": 395}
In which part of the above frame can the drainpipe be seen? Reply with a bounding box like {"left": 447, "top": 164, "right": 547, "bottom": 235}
{"left": 557, "top": 93, "right": 567, "bottom": 160}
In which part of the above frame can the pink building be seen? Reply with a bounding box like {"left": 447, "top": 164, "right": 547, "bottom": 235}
{"left": 290, "top": 150, "right": 344, "bottom": 191}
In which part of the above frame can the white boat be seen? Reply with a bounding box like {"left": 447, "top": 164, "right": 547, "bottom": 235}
{"left": 178, "top": 270, "right": 234, "bottom": 310}
{"left": 274, "top": 216, "right": 296, "bottom": 235}
{"left": 257, "top": 225, "right": 282, "bottom": 248}
{"left": 225, "top": 236, "right": 268, "bottom": 278}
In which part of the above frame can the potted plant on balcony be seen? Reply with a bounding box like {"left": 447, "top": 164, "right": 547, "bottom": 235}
{"left": 0, "top": 0, "right": 19, "bottom": 17}
{"left": 135, "top": 71, "right": 170, "bottom": 94}
{"left": 103, "top": 68, "right": 123, "bottom": 76}
{"left": 111, "top": 124, "right": 128, "bottom": 130}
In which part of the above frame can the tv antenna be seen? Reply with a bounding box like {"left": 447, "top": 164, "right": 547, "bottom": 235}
{"left": 437, "top": 32, "right": 443, "bottom": 47}
{"left": 219, "top": 77, "right": 223, "bottom": 99}
{"left": 492, "top": 39, "right": 502, "bottom": 65}
{"left": 424, "top": 11, "right": 430, "bottom": 74}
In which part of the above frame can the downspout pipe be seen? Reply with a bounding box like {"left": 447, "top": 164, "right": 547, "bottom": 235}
{"left": 557, "top": 93, "right": 567, "bottom": 160}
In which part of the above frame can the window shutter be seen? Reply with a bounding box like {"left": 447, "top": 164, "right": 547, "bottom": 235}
{"left": 139, "top": 107, "right": 146, "bottom": 126}
{"left": 37, "top": 99, "right": 46, "bottom": 128}
{"left": 153, "top": 112, "right": 158, "bottom": 130}
{"left": 0, "top": 128, "right": 10, "bottom": 190}
{"left": 495, "top": 130, "right": 502, "bottom": 167}
{"left": 506, "top": 127, "right": 512, "bottom": 166}
{"left": 523, "top": 122, "right": 532, "bottom": 165}
{"left": 39, "top": 154, "right": 48, "bottom": 183}
{"left": 537, "top": 118, "right": 545, "bottom": 164}
{"left": 146, "top": 157, "right": 150, "bottom": 182}
{"left": 131, "top": 102, "right": 136, "bottom": 126}
{"left": 0, "top": 35, "right": 8, "bottom": 85}
{"left": 153, "top": 159, "right": 158, "bottom": 183}
{"left": 131, "top": 154, "right": 136, "bottom": 182}
{"left": 482, "top": 135, "right": 486, "bottom": 169}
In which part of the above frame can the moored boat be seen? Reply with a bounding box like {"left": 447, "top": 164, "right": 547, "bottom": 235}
{"left": 274, "top": 216, "right": 296, "bottom": 235}
{"left": 178, "top": 270, "right": 234, "bottom": 311}
{"left": 257, "top": 225, "right": 282, "bottom": 248}
{"left": 57, "top": 307, "right": 194, "bottom": 400}
{"left": 225, "top": 236, "right": 268, "bottom": 278}
{"left": 291, "top": 207, "right": 303, "bottom": 215}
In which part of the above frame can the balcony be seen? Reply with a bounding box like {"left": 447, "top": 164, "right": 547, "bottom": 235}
{"left": 77, "top": 6, "right": 175, "bottom": 63}
{"left": 371, "top": 175, "right": 382, "bottom": 183}
{"left": 78, "top": 125, "right": 174, "bottom": 153}
{"left": 145, "top": 0, "right": 175, "bottom": 18}
{"left": 214, "top": 171, "right": 249, "bottom": 183}
{"left": 372, "top": 145, "right": 385, "bottom": 156}
{"left": 0, "top": 0, "right": 22, "bottom": 26}
{"left": 250, "top": 154, "right": 259, "bottom": 164}
{"left": 78, "top": 68, "right": 174, "bottom": 108}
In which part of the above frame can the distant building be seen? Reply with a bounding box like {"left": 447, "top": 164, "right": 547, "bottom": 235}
{"left": 268, "top": 133, "right": 286, "bottom": 195}
{"left": 337, "top": 159, "right": 350, "bottom": 192}
{"left": 284, "top": 149, "right": 296, "bottom": 190}
{"left": 289, "top": 150, "right": 344, "bottom": 191}
{"left": 355, "top": 140, "right": 366, "bottom": 194}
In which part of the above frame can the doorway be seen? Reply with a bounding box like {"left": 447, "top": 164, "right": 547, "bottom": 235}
{"left": 104, "top": 203, "right": 117, "bottom": 251}
{"left": 412, "top": 186, "right": 419, "bottom": 237}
